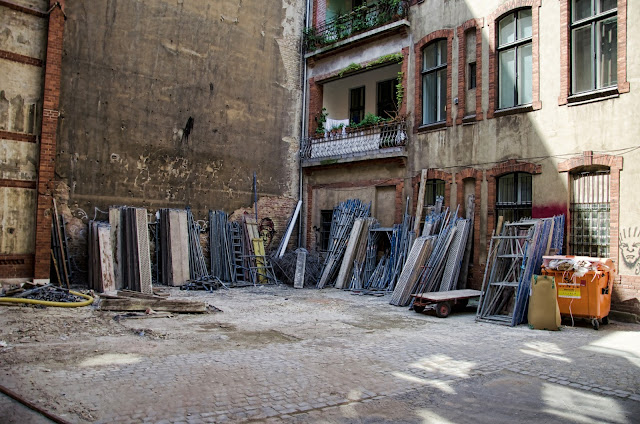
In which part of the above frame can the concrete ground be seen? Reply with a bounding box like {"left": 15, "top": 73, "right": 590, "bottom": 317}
{"left": 0, "top": 285, "right": 638, "bottom": 423}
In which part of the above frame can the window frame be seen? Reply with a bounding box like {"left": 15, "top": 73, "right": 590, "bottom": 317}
{"left": 496, "top": 8, "right": 533, "bottom": 110}
{"left": 376, "top": 78, "right": 398, "bottom": 119}
{"left": 421, "top": 39, "right": 448, "bottom": 126}
{"left": 425, "top": 179, "right": 446, "bottom": 207}
{"left": 349, "top": 86, "right": 365, "bottom": 125}
{"left": 570, "top": 0, "right": 618, "bottom": 94}
{"left": 495, "top": 172, "right": 533, "bottom": 222}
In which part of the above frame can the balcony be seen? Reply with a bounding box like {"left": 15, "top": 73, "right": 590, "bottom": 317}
{"left": 300, "top": 119, "right": 407, "bottom": 165}
{"left": 304, "top": 0, "right": 409, "bottom": 53}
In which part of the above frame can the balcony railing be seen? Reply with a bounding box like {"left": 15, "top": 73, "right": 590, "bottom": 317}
{"left": 300, "top": 120, "right": 407, "bottom": 162}
{"left": 304, "top": 0, "right": 408, "bottom": 52}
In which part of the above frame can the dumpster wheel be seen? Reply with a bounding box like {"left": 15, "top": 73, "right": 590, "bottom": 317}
{"left": 602, "top": 316, "right": 609, "bottom": 325}
{"left": 592, "top": 319, "right": 600, "bottom": 330}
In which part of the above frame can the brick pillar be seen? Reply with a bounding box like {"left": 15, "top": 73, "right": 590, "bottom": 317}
{"left": 308, "top": 77, "right": 323, "bottom": 136}
{"left": 33, "top": 1, "right": 65, "bottom": 282}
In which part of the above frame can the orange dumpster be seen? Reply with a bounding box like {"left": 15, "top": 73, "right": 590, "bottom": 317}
{"left": 541, "top": 256, "right": 615, "bottom": 330}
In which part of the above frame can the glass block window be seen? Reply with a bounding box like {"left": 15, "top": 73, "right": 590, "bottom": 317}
{"left": 570, "top": 170, "right": 610, "bottom": 257}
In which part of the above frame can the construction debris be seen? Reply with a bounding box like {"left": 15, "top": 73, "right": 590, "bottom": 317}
{"left": 272, "top": 250, "right": 322, "bottom": 287}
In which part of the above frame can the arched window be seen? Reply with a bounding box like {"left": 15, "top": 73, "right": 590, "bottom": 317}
{"left": 496, "top": 172, "right": 532, "bottom": 222}
{"left": 497, "top": 9, "right": 533, "bottom": 109}
{"left": 422, "top": 39, "right": 447, "bottom": 124}
{"left": 425, "top": 179, "right": 445, "bottom": 206}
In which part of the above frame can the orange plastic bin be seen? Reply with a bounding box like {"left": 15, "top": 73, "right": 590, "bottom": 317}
{"left": 541, "top": 256, "right": 615, "bottom": 330}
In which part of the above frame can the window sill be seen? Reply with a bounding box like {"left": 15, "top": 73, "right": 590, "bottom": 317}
{"left": 567, "top": 87, "right": 619, "bottom": 106}
{"left": 493, "top": 104, "right": 533, "bottom": 118}
{"left": 417, "top": 121, "right": 446, "bottom": 133}
{"left": 461, "top": 114, "right": 477, "bottom": 124}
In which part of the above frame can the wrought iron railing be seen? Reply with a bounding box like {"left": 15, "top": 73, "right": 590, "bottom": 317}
{"left": 300, "top": 120, "right": 407, "bottom": 161}
{"left": 304, "top": 0, "right": 408, "bottom": 51}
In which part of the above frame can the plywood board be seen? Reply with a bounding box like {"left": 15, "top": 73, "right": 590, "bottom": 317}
{"left": 335, "top": 218, "right": 364, "bottom": 289}
{"left": 168, "top": 210, "right": 189, "bottom": 286}
{"left": 97, "top": 225, "right": 116, "bottom": 292}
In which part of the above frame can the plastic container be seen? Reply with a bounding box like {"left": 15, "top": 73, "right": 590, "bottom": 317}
{"left": 541, "top": 256, "right": 615, "bottom": 330}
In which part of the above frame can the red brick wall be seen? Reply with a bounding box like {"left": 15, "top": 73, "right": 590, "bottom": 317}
{"left": 307, "top": 77, "right": 323, "bottom": 136}
{"left": 33, "top": 1, "right": 66, "bottom": 280}
{"left": 487, "top": 0, "right": 541, "bottom": 118}
{"left": 456, "top": 19, "right": 484, "bottom": 125}
{"left": 558, "top": 0, "right": 629, "bottom": 105}
{"left": 229, "top": 196, "right": 298, "bottom": 253}
{"left": 413, "top": 29, "right": 454, "bottom": 130}
{"left": 313, "top": 0, "right": 326, "bottom": 29}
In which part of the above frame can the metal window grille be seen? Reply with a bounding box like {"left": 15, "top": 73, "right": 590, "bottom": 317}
{"left": 496, "top": 172, "right": 532, "bottom": 222}
{"left": 570, "top": 170, "right": 610, "bottom": 257}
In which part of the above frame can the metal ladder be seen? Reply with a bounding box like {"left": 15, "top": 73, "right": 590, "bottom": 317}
{"left": 229, "top": 222, "right": 246, "bottom": 285}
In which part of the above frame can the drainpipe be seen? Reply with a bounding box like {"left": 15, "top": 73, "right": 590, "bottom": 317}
{"left": 297, "top": 0, "right": 311, "bottom": 248}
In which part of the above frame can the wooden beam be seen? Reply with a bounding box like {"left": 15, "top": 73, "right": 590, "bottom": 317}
{"left": 413, "top": 169, "right": 428, "bottom": 235}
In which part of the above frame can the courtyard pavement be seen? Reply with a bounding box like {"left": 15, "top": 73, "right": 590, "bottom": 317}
{"left": 0, "top": 285, "right": 638, "bottom": 423}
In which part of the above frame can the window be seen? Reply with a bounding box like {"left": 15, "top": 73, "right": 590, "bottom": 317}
{"left": 496, "top": 172, "right": 532, "bottom": 222}
{"left": 319, "top": 210, "right": 333, "bottom": 251}
{"left": 425, "top": 179, "right": 445, "bottom": 206}
{"left": 570, "top": 170, "right": 610, "bottom": 257}
{"left": 349, "top": 86, "right": 365, "bottom": 124}
{"left": 571, "top": 0, "right": 617, "bottom": 94}
{"left": 422, "top": 39, "right": 447, "bottom": 125}
{"left": 497, "top": 9, "right": 533, "bottom": 109}
{"left": 376, "top": 79, "right": 397, "bottom": 119}
{"left": 468, "top": 62, "right": 477, "bottom": 89}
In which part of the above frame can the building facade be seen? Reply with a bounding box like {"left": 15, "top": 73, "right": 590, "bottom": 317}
{"left": 301, "top": 0, "right": 639, "bottom": 315}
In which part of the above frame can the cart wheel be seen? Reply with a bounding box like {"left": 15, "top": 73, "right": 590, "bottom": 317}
{"left": 414, "top": 305, "right": 425, "bottom": 314}
{"left": 592, "top": 319, "right": 600, "bottom": 330}
{"left": 602, "top": 316, "right": 609, "bottom": 325}
{"left": 435, "top": 302, "right": 451, "bottom": 318}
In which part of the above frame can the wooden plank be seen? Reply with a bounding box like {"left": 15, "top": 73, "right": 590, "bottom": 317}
{"left": 413, "top": 169, "right": 428, "bottom": 236}
{"left": 109, "top": 208, "right": 123, "bottom": 290}
{"left": 116, "top": 290, "right": 166, "bottom": 300}
{"left": 293, "top": 249, "right": 307, "bottom": 289}
{"left": 99, "top": 298, "right": 207, "bottom": 313}
{"left": 334, "top": 218, "right": 364, "bottom": 289}
{"left": 52, "top": 198, "right": 70, "bottom": 288}
{"left": 252, "top": 238, "right": 267, "bottom": 283}
{"left": 168, "top": 210, "right": 189, "bottom": 286}
{"left": 97, "top": 225, "right": 116, "bottom": 292}
{"left": 412, "top": 289, "right": 482, "bottom": 301}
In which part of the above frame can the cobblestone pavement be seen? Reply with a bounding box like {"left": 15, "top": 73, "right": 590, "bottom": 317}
{"left": 1, "top": 285, "right": 639, "bottom": 423}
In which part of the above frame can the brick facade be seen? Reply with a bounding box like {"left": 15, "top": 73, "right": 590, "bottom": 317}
{"left": 313, "top": 0, "right": 326, "bottom": 29}
{"left": 487, "top": 0, "right": 542, "bottom": 119}
{"left": 456, "top": 19, "right": 484, "bottom": 125}
{"left": 558, "top": 0, "right": 629, "bottom": 105}
{"left": 413, "top": 29, "right": 454, "bottom": 130}
{"left": 307, "top": 77, "right": 323, "bottom": 136}
{"left": 33, "top": 1, "right": 66, "bottom": 281}
{"left": 0, "top": 130, "right": 37, "bottom": 143}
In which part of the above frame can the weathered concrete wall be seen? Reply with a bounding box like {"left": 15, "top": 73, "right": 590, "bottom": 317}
{"left": 56, "top": 0, "right": 303, "bottom": 215}
{"left": 55, "top": 0, "right": 304, "bottom": 276}
{"left": 0, "top": 0, "right": 48, "bottom": 260}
